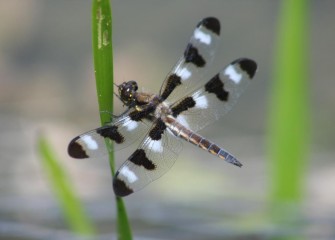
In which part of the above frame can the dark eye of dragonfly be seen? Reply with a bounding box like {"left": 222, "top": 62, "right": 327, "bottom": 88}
{"left": 118, "top": 81, "right": 138, "bottom": 106}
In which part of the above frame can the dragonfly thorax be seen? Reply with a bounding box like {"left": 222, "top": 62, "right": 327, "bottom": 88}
{"left": 154, "top": 101, "right": 172, "bottom": 120}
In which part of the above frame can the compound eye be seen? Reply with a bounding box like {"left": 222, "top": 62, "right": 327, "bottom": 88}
{"left": 118, "top": 82, "right": 126, "bottom": 96}
{"left": 118, "top": 81, "right": 138, "bottom": 106}
{"left": 129, "top": 81, "right": 138, "bottom": 91}
{"left": 126, "top": 89, "right": 133, "bottom": 99}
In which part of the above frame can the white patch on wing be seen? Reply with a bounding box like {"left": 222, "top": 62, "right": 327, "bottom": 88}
{"left": 120, "top": 166, "right": 138, "bottom": 183}
{"left": 194, "top": 28, "right": 211, "bottom": 45}
{"left": 176, "top": 67, "right": 192, "bottom": 80}
{"left": 124, "top": 120, "right": 138, "bottom": 131}
{"left": 148, "top": 140, "right": 163, "bottom": 153}
{"left": 195, "top": 96, "right": 208, "bottom": 109}
{"left": 192, "top": 91, "right": 208, "bottom": 109}
{"left": 81, "top": 135, "right": 98, "bottom": 150}
{"left": 225, "top": 65, "right": 242, "bottom": 84}
{"left": 176, "top": 115, "right": 190, "bottom": 129}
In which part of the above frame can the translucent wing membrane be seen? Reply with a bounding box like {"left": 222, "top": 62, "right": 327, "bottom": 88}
{"left": 113, "top": 120, "right": 182, "bottom": 196}
{"left": 159, "top": 17, "right": 221, "bottom": 103}
{"left": 171, "top": 58, "right": 257, "bottom": 133}
{"left": 68, "top": 115, "right": 151, "bottom": 159}
{"left": 68, "top": 16, "right": 258, "bottom": 198}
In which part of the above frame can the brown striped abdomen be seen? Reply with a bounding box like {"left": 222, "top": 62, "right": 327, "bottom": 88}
{"left": 165, "top": 116, "right": 242, "bottom": 167}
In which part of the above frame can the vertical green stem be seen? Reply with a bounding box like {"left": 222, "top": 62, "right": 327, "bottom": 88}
{"left": 92, "top": 1, "right": 132, "bottom": 239}
{"left": 268, "top": 0, "right": 309, "bottom": 219}
{"left": 38, "top": 136, "right": 95, "bottom": 236}
{"left": 92, "top": 0, "right": 114, "bottom": 141}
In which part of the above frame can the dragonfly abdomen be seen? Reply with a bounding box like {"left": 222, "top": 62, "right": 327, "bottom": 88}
{"left": 166, "top": 116, "right": 242, "bottom": 167}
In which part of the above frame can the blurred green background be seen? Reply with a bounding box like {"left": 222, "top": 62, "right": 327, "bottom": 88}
{"left": 0, "top": 0, "right": 334, "bottom": 239}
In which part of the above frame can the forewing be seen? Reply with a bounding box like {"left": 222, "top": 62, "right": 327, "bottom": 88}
{"left": 68, "top": 114, "right": 151, "bottom": 159}
{"left": 159, "top": 17, "right": 221, "bottom": 102}
{"left": 113, "top": 119, "right": 183, "bottom": 197}
{"left": 171, "top": 58, "right": 257, "bottom": 132}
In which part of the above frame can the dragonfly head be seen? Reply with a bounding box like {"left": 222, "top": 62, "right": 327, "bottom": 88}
{"left": 118, "top": 80, "right": 138, "bottom": 106}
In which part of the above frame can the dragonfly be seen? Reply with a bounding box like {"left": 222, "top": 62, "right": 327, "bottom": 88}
{"left": 68, "top": 17, "right": 257, "bottom": 197}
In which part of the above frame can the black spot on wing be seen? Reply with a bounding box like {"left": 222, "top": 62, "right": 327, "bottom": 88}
{"left": 68, "top": 136, "right": 89, "bottom": 159}
{"left": 113, "top": 177, "right": 133, "bottom": 197}
{"left": 129, "top": 110, "right": 143, "bottom": 121}
{"left": 129, "top": 105, "right": 155, "bottom": 121}
{"left": 232, "top": 58, "right": 258, "bottom": 79}
{"left": 184, "top": 44, "right": 206, "bottom": 67}
{"left": 149, "top": 119, "right": 166, "bottom": 141}
{"left": 197, "top": 17, "right": 220, "bottom": 35}
{"left": 160, "top": 74, "right": 182, "bottom": 100}
{"left": 205, "top": 74, "right": 229, "bottom": 101}
{"left": 96, "top": 125, "right": 124, "bottom": 144}
{"left": 172, "top": 96, "right": 196, "bottom": 117}
{"left": 129, "top": 149, "right": 156, "bottom": 170}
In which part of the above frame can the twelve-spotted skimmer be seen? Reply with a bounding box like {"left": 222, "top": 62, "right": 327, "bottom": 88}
{"left": 68, "top": 17, "right": 257, "bottom": 197}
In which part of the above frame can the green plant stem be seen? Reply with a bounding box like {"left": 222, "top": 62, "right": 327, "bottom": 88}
{"left": 38, "top": 136, "right": 95, "bottom": 236}
{"left": 92, "top": 1, "right": 132, "bottom": 239}
{"left": 268, "top": 0, "right": 309, "bottom": 219}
